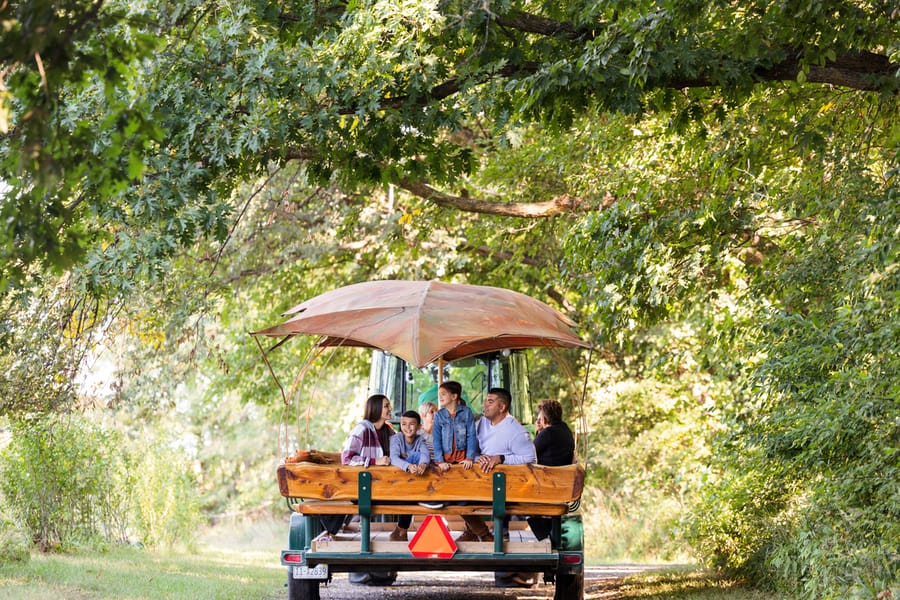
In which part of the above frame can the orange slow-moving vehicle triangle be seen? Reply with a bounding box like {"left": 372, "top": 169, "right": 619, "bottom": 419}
{"left": 408, "top": 515, "right": 458, "bottom": 559}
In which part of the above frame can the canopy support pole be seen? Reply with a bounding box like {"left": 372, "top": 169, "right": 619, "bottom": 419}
{"left": 253, "top": 335, "right": 288, "bottom": 407}
{"left": 579, "top": 346, "right": 594, "bottom": 462}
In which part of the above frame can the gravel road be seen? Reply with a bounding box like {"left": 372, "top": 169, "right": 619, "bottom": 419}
{"left": 303, "top": 565, "right": 663, "bottom": 599}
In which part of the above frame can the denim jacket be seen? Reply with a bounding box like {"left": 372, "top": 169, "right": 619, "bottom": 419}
{"left": 431, "top": 404, "right": 477, "bottom": 461}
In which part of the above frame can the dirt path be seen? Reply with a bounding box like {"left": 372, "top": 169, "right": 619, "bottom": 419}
{"left": 301, "top": 565, "right": 664, "bottom": 599}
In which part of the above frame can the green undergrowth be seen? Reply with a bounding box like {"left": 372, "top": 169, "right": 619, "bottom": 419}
{"left": 0, "top": 498, "right": 30, "bottom": 565}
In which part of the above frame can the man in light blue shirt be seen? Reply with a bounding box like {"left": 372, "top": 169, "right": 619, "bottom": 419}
{"left": 474, "top": 387, "right": 536, "bottom": 471}
{"left": 457, "top": 387, "right": 536, "bottom": 542}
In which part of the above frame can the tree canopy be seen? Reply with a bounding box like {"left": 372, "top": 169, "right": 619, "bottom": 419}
{"left": 1, "top": 0, "right": 898, "bottom": 291}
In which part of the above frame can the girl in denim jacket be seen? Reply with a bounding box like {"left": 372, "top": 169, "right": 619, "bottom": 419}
{"left": 431, "top": 381, "right": 476, "bottom": 472}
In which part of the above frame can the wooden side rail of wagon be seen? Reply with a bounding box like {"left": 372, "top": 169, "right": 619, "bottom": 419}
{"left": 276, "top": 461, "right": 584, "bottom": 554}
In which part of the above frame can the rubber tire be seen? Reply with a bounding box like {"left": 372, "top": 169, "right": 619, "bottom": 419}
{"left": 287, "top": 572, "right": 320, "bottom": 600}
{"left": 553, "top": 568, "right": 584, "bottom": 600}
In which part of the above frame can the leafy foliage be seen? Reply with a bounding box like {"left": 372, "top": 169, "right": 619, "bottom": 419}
{"left": 0, "top": 413, "right": 200, "bottom": 551}
{"left": 690, "top": 170, "right": 900, "bottom": 596}
{"left": 0, "top": 277, "right": 103, "bottom": 416}
{"left": 2, "top": 0, "right": 897, "bottom": 293}
{"left": 131, "top": 441, "right": 201, "bottom": 549}
{"left": 0, "top": 0, "right": 163, "bottom": 287}
{"left": 1, "top": 414, "right": 131, "bottom": 550}
{"left": 558, "top": 83, "right": 898, "bottom": 594}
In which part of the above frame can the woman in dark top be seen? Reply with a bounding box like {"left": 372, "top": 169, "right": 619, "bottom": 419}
{"left": 529, "top": 399, "right": 575, "bottom": 541}
{"left": 533, "top": 399, "right": 575, "bottom": 466}
{"left": 497, "top": 399, "right": 576, "bottom": 588}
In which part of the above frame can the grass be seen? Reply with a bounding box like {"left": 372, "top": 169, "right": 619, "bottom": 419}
{"left": 0, "top": 515, "right": 289, "bottom": 600}
{"left": 0, "top": 545, "right": 285, "bottom": 600}
{"left": 604, "top": 567, "right": 776, "bottom": 600}
{"left": 581, "top": 486, "right": 694, "bottom": 564}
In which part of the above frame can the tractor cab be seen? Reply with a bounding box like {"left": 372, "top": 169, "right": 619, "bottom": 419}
{"left": 368, "top": 349, "right": 533, "bottom": 427}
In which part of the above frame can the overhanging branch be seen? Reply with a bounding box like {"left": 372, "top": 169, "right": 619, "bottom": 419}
{"left": 397, "top": 179, "right": 615, "bottom": 217}
{"left": 494, "top": 10, "right": 593, "bottom": 40}
{"left": 283, "top": 145, "right": 613, "bottom": 218}
{"left": 354, "top": 48, "right": 894, "bottom": 118}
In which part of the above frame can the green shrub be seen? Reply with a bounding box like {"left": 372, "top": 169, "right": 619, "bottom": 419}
{"left": 0, "top": 495, "right": 30, "bottom": 564}
{"left": 687, "top": 184, "right": 900, "bottom": 597}
{"left": 0, "top": 413, "right": 129, "bottom": 550}
{"left": 0, "top": 414, "right": 201, "bottom": 551}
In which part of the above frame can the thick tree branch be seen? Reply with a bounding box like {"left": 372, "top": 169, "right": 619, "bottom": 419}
{"left": 668, "top": 51, "right": 897, "bottom": 91}
{"left": 397, "top": 179, "right": 610, "bottom": 217}
{"left": 490, "top": 10, "right": 897, "bottom": 91}
{"left": 757, "top": 51, "right": 896, "bottom": 91}
{"left": 493, "top": 10, "right": 592, "bottom": 40}
{"left": 327, "top": 10, "right": 895, "bottom": 117}
{"left": 365, "top": 49, "right": 894, "bottom": 118}
{"left": 284, "top": 146, "right": 613, "bottom": 218}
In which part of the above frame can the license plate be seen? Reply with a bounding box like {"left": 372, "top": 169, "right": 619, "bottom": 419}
{"left": 292, "top": 564, "right": 328, "bottom": 579}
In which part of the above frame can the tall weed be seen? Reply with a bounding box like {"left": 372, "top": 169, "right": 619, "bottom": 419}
{"left": 131, "top": 441, "right": 200, "bottom": 549}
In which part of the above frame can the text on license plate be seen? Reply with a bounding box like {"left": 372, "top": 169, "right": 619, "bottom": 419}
{"left": 293, "top": 564, "right": 328, "bottom": 579}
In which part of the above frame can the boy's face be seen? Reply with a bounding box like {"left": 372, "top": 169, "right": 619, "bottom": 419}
{"left": 400, "top": 416, "right": 419, "bottom": 439}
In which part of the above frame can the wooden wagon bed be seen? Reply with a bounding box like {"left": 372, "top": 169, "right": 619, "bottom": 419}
{"left": 277, "top": 461, "right": 584, "bottom": 506}
{"left": 278, "top": 459, "right": 584, "bottom": 556}
{"left": 278, "top": 459, "right": 584, "bottom": 533}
